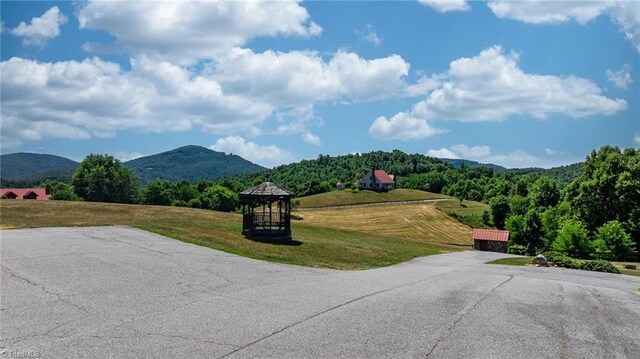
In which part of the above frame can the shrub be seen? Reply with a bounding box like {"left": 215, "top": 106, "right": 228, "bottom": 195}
{"left": 171, "top": 200, "right": 187, "bottom": 207}
{"left": 508, "top": 243, "right": 526, "bottom": 255}
{"left": 542, "top": 251, "right": 581, "bottom": 269}
{"left": 50, "top": 188, "right": 81, "bottom": 201}
{"left": 187, "top": 198, "right": 202, "bottom": 209}
{"left": 580, "top": 259, "right": 621, "bottom": 274}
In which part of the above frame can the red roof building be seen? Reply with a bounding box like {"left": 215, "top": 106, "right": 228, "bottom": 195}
{"left": 357, "top": 169, "right": 396, "bottom": 191}
{"left": 472, "top": 229, "right": 509, "bottom": 253}
{"left": 0, "top": 188, "right": 50, "bottom": 200}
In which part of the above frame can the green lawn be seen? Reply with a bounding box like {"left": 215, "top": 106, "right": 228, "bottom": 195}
{"left": 297, "top": 189, "right": 451, "bottom": 208}
{"left": 486, "top": 257, "right": 533, "bottom": 266}
{"left": 1, "top": 200, "right": 466, "bottom": 270}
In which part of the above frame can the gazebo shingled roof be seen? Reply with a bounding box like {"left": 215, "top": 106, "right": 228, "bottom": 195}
{"left": 239, "top": 182, "right": 294, "bottom": 197}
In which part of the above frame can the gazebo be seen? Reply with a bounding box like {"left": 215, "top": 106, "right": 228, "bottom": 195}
{"left": 239, "top": 182, "right": 294, "bottom": 241}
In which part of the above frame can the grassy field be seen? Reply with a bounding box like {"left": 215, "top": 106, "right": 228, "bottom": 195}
{"left": 300, "top": 202, "right": 473, "bottom": 246}
{"left": 297, "top": 189, "right": 451, "bottom": 208}
{"left": 0, "top": 200, "right": 469, "bottom": 270}
{"left": 435, "top": 200, "right": 492, "bottom": 229}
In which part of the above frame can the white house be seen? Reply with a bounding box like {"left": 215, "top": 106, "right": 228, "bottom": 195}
{"left": 357, "top": 169, "right": 395, "bottom": 191}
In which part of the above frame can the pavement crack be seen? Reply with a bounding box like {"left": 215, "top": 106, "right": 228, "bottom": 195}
{"left": 425, "top": 275, "right": 514, "bottom": 358}
{"left": 219, "top": 269, "right": 457, "bottom": 358}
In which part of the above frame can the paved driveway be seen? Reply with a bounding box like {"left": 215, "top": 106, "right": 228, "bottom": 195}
{"left": 2, "top": 226, "right": 639, "bottom": 358}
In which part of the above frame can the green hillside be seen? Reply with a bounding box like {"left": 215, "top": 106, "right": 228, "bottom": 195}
{"left": 238, "top": 150, "right": 450, "bottom": 195}
{"left": 0, "top": 153, "right": 78, "bottom": 182}
{"left": 440, "top": 158, "right": 506, "bottom": 172}
{"left": 124, "top": 145, "right": 265, "bottom": 185}
{"left": 297, "top": 189, "right": 451, "bottom": 208}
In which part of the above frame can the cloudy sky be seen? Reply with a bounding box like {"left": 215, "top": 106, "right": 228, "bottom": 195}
{"left": 1, "top": 0, "right": 638, "bottom": 168}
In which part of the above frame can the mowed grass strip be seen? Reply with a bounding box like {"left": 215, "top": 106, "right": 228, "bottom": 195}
{"left": 0, "top": 200, "right": 465, "bottom": 270}
{"left": 297, "top": 189, "right": 451, "bottom": 208}
{"left": 300, "top": 202, "right": 473, "bottom": 246}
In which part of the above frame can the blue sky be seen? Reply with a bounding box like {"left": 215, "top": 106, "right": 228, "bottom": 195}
{"left": 1, "top": 0, "right": 638, "bottom": 168}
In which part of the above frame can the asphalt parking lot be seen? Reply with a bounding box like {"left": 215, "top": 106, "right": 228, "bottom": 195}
{"left": 2, "top": 226, "right": 639, "bottom": 358}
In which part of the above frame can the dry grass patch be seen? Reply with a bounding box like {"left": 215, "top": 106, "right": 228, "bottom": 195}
{"left": 0, "top": 200, "right": 464, "bottom": 270}
{"left": 301, "top": 202, "right": 473, "bottom": 246}
{"left": 298, "top": 189, "right": 451, "bottom": 208}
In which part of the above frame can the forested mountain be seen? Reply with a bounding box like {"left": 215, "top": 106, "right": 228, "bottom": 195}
{"left": 237, "top": 150, "right": 450, "bottom": 195}
{"left": 441, "top": 159, "right": 506, "bottom": 172}
{"left": 124, "top": 145, "right": 265, "bottom": 185}
{"left": 0, "top": 153, "right": 78, "bottom": 183}
{"left": 507, "top": 163, "right": 584, "bottom": 185}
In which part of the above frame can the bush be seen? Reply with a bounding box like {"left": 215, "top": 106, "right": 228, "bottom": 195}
{"left": 50, "top": 188, "right": 81, "bottom": 201}
{"left": 508, "top": 243, "right": 526, "bottom": 255}
{"left": 542, "top": 251, "right": 581, "bottom": 269}
{"left": 187, "top": 198, "right": 202, "bottom": 208}
{"left": 542, "top": 252, "right": 620, "bottom": 274}
{"left": 580, "top": 259, "right": 621, "bottom": 274}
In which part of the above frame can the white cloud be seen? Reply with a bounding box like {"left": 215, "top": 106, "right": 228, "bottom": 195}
{"left": 302, "top": 132, "right": 321, "bottom": 146}
{"left": 386, "top": 46, "right": 625, "bottom": 130}
{"left": 211, "top": 136, "right": 293, "bottom": 168}
{"left": 404, "top": 75, "right": 441, "bottom": 97}
{"left": 544, "top": 148, "right": 557, "bottom": 155}
{"left": 634, "top": 134, "right": 640, "bottom": 146}
{"left": 10, "top": 6, "right": 67, "bottom": 47}
{"left": 77, "top": 0, "right": 322, "bottom": 64}
{"left": 0, "top": 57, "right": 272, "bottom": 148}
{"left": 487, "top": 0, "right": 609, "bottom": 24}
{"left": 486, "top": 151, "right": 539, "bottom": 168}
{"left": 356, "top": 24, "right": 382, "bottom": 45}
{"left": 418, "top": 0, "right": 470, "bottom": 13}
{"left": 369, "top": 112, "right": 446, "bottom": 140}
{"left": 609, "top": 2, "right": 640, "bottom": 53}
{"left": 426, "top": 144, "right": 540, "bottom": 168}
{"left": 606, "top": 64, "right": 633, "bottom": 90}
{"left": 213, "top": 48, "right": 410, "bottom": 105}
{"left": 487, "top": 0, "right": 640, "bottom": 53}
{"left": 450, "top": 144, "right": 491, "bottom": 158}
{"left": 426, "top": 148, "right": 459, "bottom": 159}
{"left": 114, "top": 151, "right": 144, "bottom": 162}
{"left": 1, "top": 46, "right": 412, "bottom": 148}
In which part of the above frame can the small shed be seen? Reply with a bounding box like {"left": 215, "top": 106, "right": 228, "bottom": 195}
{"left": 472, "top": 229, "right": 509, "bottom": 253}
{"left": 239, "top": 182, "right": 294, "bottom": 241}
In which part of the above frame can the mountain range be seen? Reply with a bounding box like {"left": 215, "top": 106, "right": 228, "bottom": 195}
{"left": 0, "top": 145, "right": 264, "bottom": 185}
{"left": 0, "top": 145, "right": 583, "bottom": 186}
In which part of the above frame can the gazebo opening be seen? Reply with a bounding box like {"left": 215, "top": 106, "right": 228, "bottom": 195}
{"left": 239, "top": 182, "right": 294, "bottom": 241}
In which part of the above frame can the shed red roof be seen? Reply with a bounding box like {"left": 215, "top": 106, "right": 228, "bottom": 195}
{"left": 374, "top": 170, "right": 395, "bottom": 184}
{"left": 472, "top": 229, "right": 509, "bottom": 242}
{"left": 0, "top": 188, "right": 50, "bottom": 200}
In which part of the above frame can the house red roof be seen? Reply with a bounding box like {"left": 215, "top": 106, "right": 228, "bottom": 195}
{"left": 374, "top": 170, "right": 395, "bottom": 184}
{"left": 0, "top": 188, "right": 50, "bottom": 200}
{"left": 472, "top": 229, "right": 509, "bottom": 242}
